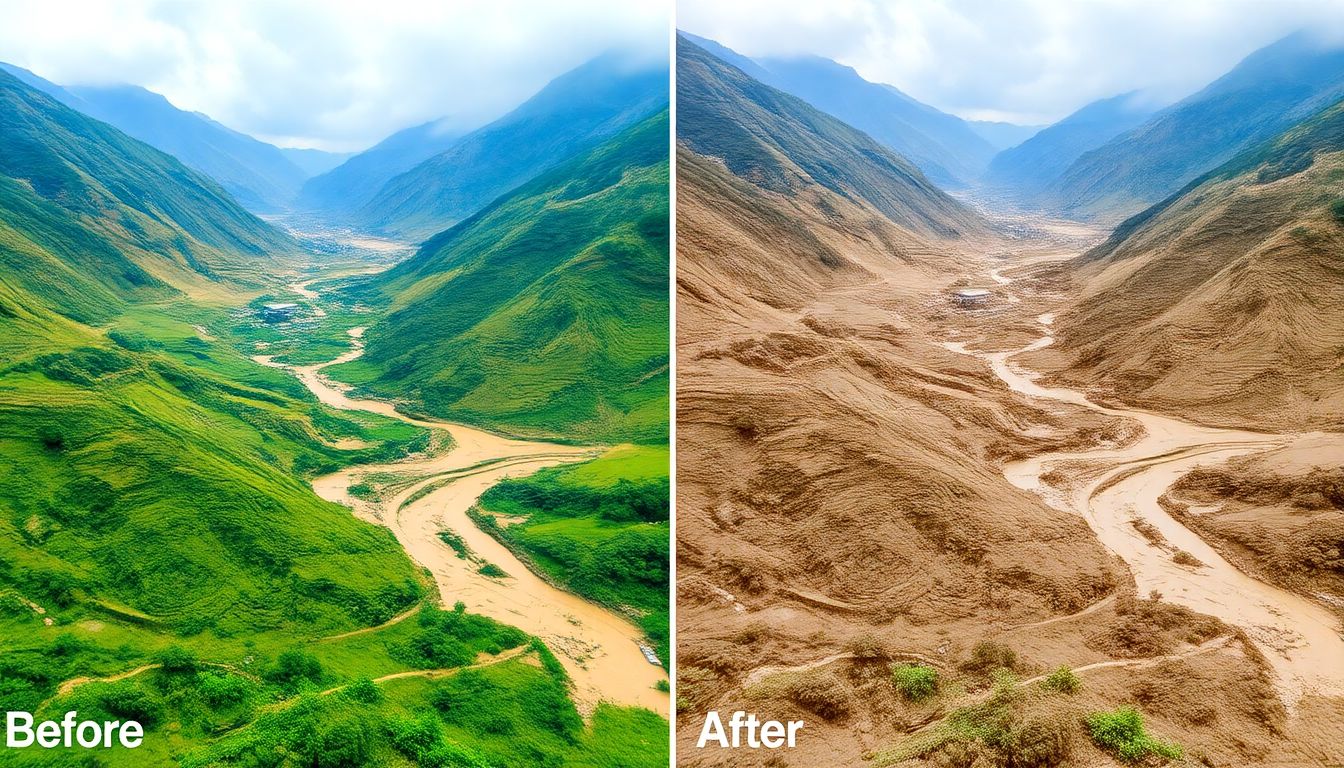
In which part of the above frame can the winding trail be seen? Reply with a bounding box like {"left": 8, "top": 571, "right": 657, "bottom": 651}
{"left": 946, "top": 262, "right": 1344, "bottom": 709}
{"left": 255, "top": 288, "right": 668, "bottom": 716}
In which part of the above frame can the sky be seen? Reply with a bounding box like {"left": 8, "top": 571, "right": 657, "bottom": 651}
{"left": 678, "top": 0, "right": 1344, "bottom": 125}
{"left": 0, "top": 0, "right": 667, "bottom": 152}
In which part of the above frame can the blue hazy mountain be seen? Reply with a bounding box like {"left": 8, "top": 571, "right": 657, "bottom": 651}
{"left": 1044, "top": 31, "right": 1344, "bottom": 221}
{"left": 295, "top": 117, "right": 472, "bottom": 215}
{"left": 968, "top": 120, "right": 1045, "bottom": 150}
{"left": 352, "top": 51, "right": 669, "bottom": 240}
{"left": 678, "top": 31, "right": 996, "bottom": 187}
{"left": 984, "top": 91, "right": 1163, "bottom": 193}
{"left": 0, "top": 63, "right": 317, "bottom": 212}
{"left": 279, "top": 147, "right": 352, "bottom": 176}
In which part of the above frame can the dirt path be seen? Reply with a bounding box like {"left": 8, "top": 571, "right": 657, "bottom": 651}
{"left": 259, "top": 324, "right": 668, "bottom": 716}
{"left": 318, "top": 602, "right": 423, "bottom": 642}
{"left": 947, "top": 261, "right": 1344, "bottom": 709}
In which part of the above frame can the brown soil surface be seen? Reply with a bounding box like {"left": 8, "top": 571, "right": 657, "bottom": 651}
{"left": 675, "top": 150, "right": 1344, "bottom": 764}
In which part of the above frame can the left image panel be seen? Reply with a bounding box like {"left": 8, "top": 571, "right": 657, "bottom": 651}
{"left": 0, "top": 2, "right": 671, "bottom": 766}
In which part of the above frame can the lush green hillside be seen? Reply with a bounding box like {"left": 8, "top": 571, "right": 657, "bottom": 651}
{"left": 677, "top": 35, "right": 982, "bottom": 239}
{"left": 0, "top": 68, "right": 297, "bottom": 324}
{"left": 1, "top": 62, "right": 342, "bottom": 211}
{"left": 1044, "top": 32, "right": 1344, "bottom": 222}
{"left": 474, "top": 445, "right": 670, "bottom": 663}
{"left": 329, "top": 110, "right": 671, "bottom": 444}
{"left": 680, "top": 32, "right": 996, "bottom": 187}
{"left": 1044, "top": 96, "right": 1344, "bottom": 430}
{"left": 354, "top": 52, "right": 668, "bottom": 240}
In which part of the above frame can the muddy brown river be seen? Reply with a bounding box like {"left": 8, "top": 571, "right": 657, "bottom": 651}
{"left": 948, "top": 301, "right": 1344, "bottom": 709}
{"left": 257, "top": 325, "right": 669, "bottom": 716}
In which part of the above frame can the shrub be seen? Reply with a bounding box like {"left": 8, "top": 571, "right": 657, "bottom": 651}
{"left": 892, "top": 664, "right": 939, "bottom": 702}
{"left": 1332, "top": 197, "right": 1344, "bottom": 225}
{"left": 1040, "top": 666, "right": 1081, "bottom": 694}
{"left": 265, "top": 648, "right": 324, "bottom": 693}
{"left": 342, "top": 677, "right": 383, "bottom": 704}
{"left": 960, "top": 641, "right": 1017, "bottom": 678}
{"left": 1086, "top": 706, "right": 1182, "bottom": 762}
{"left": 388, "top": 714, "right": 442, "bottom": 759}
{"left": 655, "top": 679, "right": 670, "bottom": 693}
{"left": 155, "top": 645, "right": 199, "bottom": 674}
{"left": 198, "top": 673, "right": 254, "bottom": 708}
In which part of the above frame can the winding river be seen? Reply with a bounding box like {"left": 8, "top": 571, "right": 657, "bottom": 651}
{"left": 946, "top": 271, "right": 1344, "bottom": 708}
{"left": 257, "top": 321, "right": 669, "bottom": 716}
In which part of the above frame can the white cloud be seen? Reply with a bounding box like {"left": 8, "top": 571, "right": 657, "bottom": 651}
{"left": 678, "top": 0, "right": 1344, "bottom": 124}
{"left": 0, "top": 0, "right": 668, "bottom": 151}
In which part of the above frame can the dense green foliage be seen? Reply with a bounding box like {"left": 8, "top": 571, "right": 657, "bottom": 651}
{"left": 330, "top": 111, "right": 671, "bottom": 443}
{"left": 891, "top": 664, "right": 939, "bottom": 702}
{"left": 475, "top": 446, "right": 670, "bottom": 664}
{"left": 1086, "top": 706, "right": 1182, "bottom": 762}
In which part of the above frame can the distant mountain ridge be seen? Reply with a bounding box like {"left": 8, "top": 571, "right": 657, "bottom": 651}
{"left": 678, "top": 31, "right": 996, "bottom": 187}
{"left": 1042, "top": 31, "right": 1344, "bottom": 222}
{"left": 0, "top": 62, "right": 342, "bottom": 212}
{"left": 985, "top": 91, "right": 1163, "bottom": 194}
{"left": 676, "top": 34, "right": 983, "bottom": 240}
{"left": 294, "top": 117, "right": 472, "bottom": 216}
{"left": 348, "top": 52, "right": 669, "bottom": 241}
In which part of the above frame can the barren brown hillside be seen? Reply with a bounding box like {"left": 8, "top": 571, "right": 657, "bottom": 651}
{"left": 676, "top": 35, "right": 1344, "bottom": 768}
{"left": 1031, "top": 99, "right": 1344, "bottom": 432}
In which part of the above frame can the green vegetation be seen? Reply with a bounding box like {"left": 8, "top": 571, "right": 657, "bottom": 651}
{"left": 1332, "top": 196, "right": 1344, "bottom": 225}
{"left": 473, "top": 445, "right": 670, "bottom": 664}
{"left": 328, "top": 110, "right": 671, "bottom": 443}
{"left": 892, "top": 664, "right": 939, "bottom": 702}
{"left": 1040, "top": 666, "right": 1082, "bottom": 694}
{"left": 0, "top": 57, "right": 669, "bottom": 766}
{"left": 477, "top": 563, "right": 508, "bottom": 579}
{"left": 1086, "top": 706, "right": 1182, "bottom": 763}
{"left": 875, "top": 670, "right": 1072, "bottom": 767}
{"left": 0, "top": 68, "right": 295, "bottom": 329}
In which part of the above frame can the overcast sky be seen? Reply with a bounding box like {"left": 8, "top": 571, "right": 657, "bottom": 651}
{"left": 679, "top": 0, "right": 1344, "bottom": 125}
{"left": 0, "top": 0, "right": 667, "bottom": 152}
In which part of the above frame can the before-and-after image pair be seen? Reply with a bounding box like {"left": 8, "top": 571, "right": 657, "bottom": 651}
{"left": 0, "top": 0, "right": 1341, "bottom": 766}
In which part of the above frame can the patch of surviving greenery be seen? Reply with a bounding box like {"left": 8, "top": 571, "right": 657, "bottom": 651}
{"left": 892, "top": 664, "right": 939, "bottom": 702}
{"left": 1086, "top": 706, "right": 1183, "bottom": 763}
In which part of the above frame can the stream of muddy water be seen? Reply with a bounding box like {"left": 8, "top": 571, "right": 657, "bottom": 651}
{"left": 255, "top": 291, "right": 669, "bottom": 715}
{"left": 946, "top": 266, "right": 1344, "bottom": 709}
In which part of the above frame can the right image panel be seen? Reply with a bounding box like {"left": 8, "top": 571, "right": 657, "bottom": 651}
{"left": 674, "top": 2, "right": 1344, "bottom": 766}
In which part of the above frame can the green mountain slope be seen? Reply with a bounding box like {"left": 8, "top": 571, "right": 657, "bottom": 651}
{"left": 329, "top": 110, "right": 670, "bottom": 443}
{"left": 0, "top": 65, "right": 435, "bottom": 720}
{"left": 0, "top": 68, "right": 296, "bottom": 325}
{"left": 354, "top": 52, "right": 668, "bottom": 241}
{"left": 676, "top": 35, "right": 983, "bottom": 239}
{"left": 1, "top": 63, "right": 317, "bottom": 212}
{"left": 1044, "top": 32, "right": 1344, "bottom": 222}
{"left": 1043, "top": 96, "right": 1344, "bottom": 430}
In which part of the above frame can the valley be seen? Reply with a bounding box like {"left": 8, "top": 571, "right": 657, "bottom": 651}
{"left": 675, "top": 28, "right": 1344, "bottom": 766}
{"left": 253, "top": 277, "right": 670, "bottom": 714}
